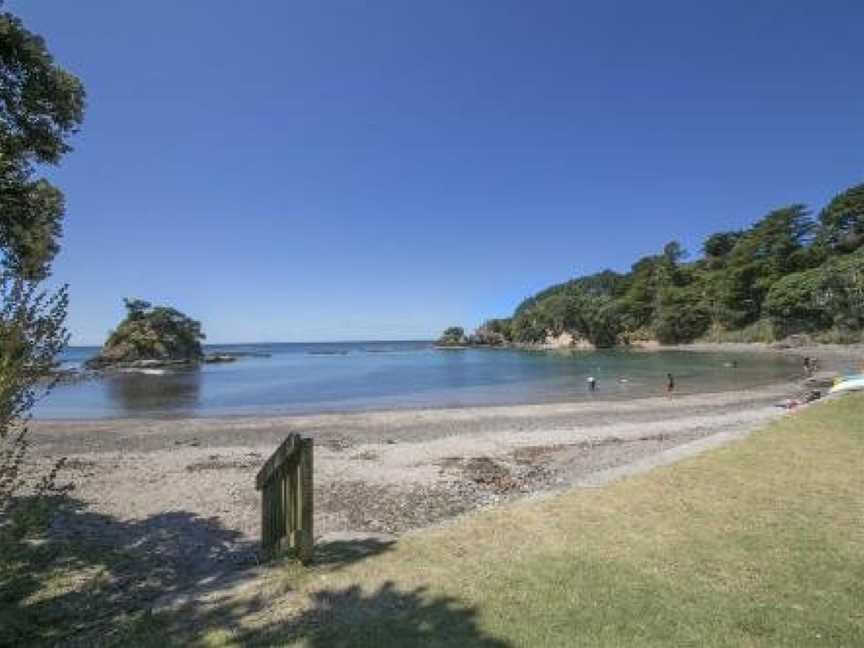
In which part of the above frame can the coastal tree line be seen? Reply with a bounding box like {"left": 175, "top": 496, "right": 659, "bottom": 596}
{"left": 441, "top": 182, "right": 864, "bottom": 347}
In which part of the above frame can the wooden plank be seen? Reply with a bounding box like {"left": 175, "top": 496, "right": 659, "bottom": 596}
{"left": 289, "top": 461, "right": 299, "bottom": 543}
{"left": 265, "top": 482, "right": 275, "bottom": 549}
{"left": 261, "top": 484, "right": 269, "bottom": 548}
{"left": 277, "top": 472, "right": 285, "bottom": 548}
{"left": 256, "top": 434, "right": 296, "bottom": 490}
{"left": 255, "top": 434, "right": 299, "bottom": 490}
{"left": 297, "top": 439, "right": 314, "bottom": 563}
{"left": 285, "top": 468, "right": 294, "bottom": 544}
{"left": 267, "top": 481, "right": 276, "bottom": 548}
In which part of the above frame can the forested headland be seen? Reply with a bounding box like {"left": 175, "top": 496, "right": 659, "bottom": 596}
{"left": 439, "top": 182, "right": 864, "bottom": 348}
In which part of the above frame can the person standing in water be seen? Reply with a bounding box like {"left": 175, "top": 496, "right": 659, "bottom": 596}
{"left": 587, "top": 376, "right": 597, "bottom": 392}
{"left": 666, "top": 372, "right": 675, "bottom": 394}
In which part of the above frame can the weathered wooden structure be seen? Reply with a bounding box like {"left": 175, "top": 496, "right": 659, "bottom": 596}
{"left": 255, "top": 434, "right": 314, "bottom": 562}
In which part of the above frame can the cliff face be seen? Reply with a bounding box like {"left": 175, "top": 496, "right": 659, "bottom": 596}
{"left": 86, "top": 301, "right": 205, "bottom": 369}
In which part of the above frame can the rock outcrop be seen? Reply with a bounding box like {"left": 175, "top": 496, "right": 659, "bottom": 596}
{"left": 86, "top": 299, "right": 205, "bottom": 369}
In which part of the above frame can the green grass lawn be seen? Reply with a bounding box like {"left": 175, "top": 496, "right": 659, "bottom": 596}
{"left": 224, "top": 394, "right": 864, "bottom": 647}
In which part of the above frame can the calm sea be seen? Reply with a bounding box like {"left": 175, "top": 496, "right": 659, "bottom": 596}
{"left": 33, "top": 341, "right": 802, "bottom": 419}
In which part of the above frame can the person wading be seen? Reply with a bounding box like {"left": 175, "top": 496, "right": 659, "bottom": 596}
{"left": 666, "top": 372, "right": 675, "bottom": 395}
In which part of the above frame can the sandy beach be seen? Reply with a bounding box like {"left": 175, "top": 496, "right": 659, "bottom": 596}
{"left": 23, "top": 343, "right": 863, "bottom": 598}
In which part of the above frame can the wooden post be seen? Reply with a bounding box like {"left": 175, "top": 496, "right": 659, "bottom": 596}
{"left": 255, "top": 434, "right": 314, "bottom": 563}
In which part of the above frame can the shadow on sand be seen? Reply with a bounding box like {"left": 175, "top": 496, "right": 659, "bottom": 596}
{"left": 1, "top": 494, "right": 509, "bottom": 647}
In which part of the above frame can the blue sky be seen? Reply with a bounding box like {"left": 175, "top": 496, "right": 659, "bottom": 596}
{"left": 15, "top": 1, "right": 864, "bottom": 344}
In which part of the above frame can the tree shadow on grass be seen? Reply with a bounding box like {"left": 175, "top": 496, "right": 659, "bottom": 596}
{"left": 312, "top": 536, "right": 397, "bottom": 570}
{"left": 0, "top": 495, "right": 396, "bottom": 646}
{"left": 243, "top": 581, "right": 513, "bottom": 648}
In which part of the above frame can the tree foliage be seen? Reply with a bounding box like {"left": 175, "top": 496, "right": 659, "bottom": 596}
{"left": 436, "top": 326, "right": 467, "bottom": 347}
{"left": 468, "top": 319, "right": 510, "bottom": 346}
{"left": 816, "top": 183, "right": 864, "bottom": 254}
{"left": 0, "top": 276, "right": 68, "bottom": 509}
{"left": 0, "top": 4, "right": 83, "bottom": 514}
{"left": 765, "top": 248, "right": 864, "bottom": 336}
{"left": 466, "top": 182, "right": 864, "bottom": 347}
{"left": 0, "top": 277, "right": 68, "bottom": 429}
{"left": 0, "top": 7, "right": 85, "bottom": 279}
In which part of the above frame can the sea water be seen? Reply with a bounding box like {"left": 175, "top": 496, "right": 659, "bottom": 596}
{"left": 34, "top": 342, "right": 802, "bottom": 419}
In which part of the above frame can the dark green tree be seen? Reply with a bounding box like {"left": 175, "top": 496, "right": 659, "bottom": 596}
{"left": 662, "top": 241, "right": 687, "bottom": 267}
{"left": 510, "top": 306, "right": 553, "bottom": 344}
{"left": 653, "top": 284, "right": 711, "bottom": 343}
{"left": 0, "top": 6, "right": 85, "bottom": 279}
{"left": 122, "top": 298, "right": 152, "bottom": 320}
{"left": 816, "top": 183, "right": 864, "bottom": 254}
{"left": 702, "top": 231, "right": 741, "bottom": 260}
{"left": 766, "top": 248, "right": 864, "bottom": 336}
{"left": 717, "top": 205, "right": 815, "bottom": 325}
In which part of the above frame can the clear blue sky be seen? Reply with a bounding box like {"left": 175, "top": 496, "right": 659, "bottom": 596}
{"left": 15, "top": 1, "right": 864, "bottom": 344}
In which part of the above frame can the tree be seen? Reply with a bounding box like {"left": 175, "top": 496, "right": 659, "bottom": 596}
{"left": 717, "top": 205, "right": 816, "bottom": 325}
{"left": 662, "top": 241, "right": 687, "bottom": 267}
{"left": 579, "top": 298, "right": 623, "bottom": 347}
{"left": 0, "top": 7, "right": 85, "bottom": 279}
{"left": 615, "top": 255, "right": 662, "bottom": 332}
{"left": 0, "top": 279, "right": 68, "bottom": 509}
{"left": 816, "top": 183, "right": 864, "bottom": 254}
{"left": 436, "top": 326, "right": 467, "bottom": 347}
{"left": 653, "top": 284, "right": 710, "bottom": 344}
{"left": 510, "top": 306, "right": 553, "bottom": 344}
{"left": 765, "top": 248, "right": 864, "bottom": 336}
{"left": 729, "top": 205, "right": 814, "bottom": 273}
{"left": 0, "top": 279, "right": 68, "bottom": 430}
{"left": 763, "top": 267, "right": 829, "bottom": 336}
{"left": 0, "top": 3, "right": 85, "bottom": 512}
{"left": 470, "top": 319, "right": 511, "bottom": 346}
{"left": 482, "top": 318, "right": 512, "bottom": 340}
{"left": 122, "top": 298, "right": 152, "bottom": 320}
{"left": 703, "top": 231, "right": 741, "bottom": 260}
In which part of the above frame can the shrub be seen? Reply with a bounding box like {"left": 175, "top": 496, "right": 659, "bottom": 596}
{"left": 436, "top": 326, "right": 467, "bottom": 347}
